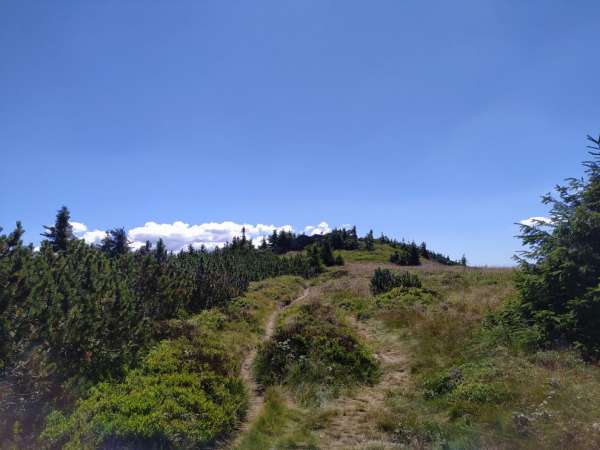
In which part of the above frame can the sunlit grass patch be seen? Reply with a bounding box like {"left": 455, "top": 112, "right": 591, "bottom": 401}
{"left": 234, "top": 387, "right": 317, "bottom": 450}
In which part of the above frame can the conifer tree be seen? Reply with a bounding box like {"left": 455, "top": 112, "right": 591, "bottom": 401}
{"left": 100, "top": 228, "right": 130, "bottom": 258}
{"left": 155, "top": 238, "right": 167, "bottom": 263}
{"left": 319, "top": 241, "right": 336, "bottom": 266}
{"left": 419, "top": 242, "right": 430, "bottom": 259}
{"left": 348, "top": 226, "right": 359, "bottom": 250}
{"left": 516, "top": 134, "right": 600, "bottom": 356}
{"left": 407, "top": 241, "right": 421, "bottom": 265}
{"left": 306, "top": 244, "right": 323, "bottom": 275}
{"left": 259, "top": 237, "right": 268, "bottom": 250}
{"left": 365, "top": 229, "right": 375, "bottom": 251}
{"left": 41, "top": 206, "right": 73, "bottom": 252}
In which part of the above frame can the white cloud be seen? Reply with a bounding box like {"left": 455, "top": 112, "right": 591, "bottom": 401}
{"left": 70, "top": 221, "right": 88, "bottom": 234}
{"left": 82, "top": 230, "right": 106, "bottom": 245}
{"left": 68, "top": 219, "right": 333, "bottom": 252}
{"left": 127, "top": 221, "right": 294, "bottom": 252}
{"left": 304, "top": 221, "right": 331, "bottom": 236}
{"left": 519, "top": 216, "right": 553, "bottom": 227}
{"left": 71, "top": 221, "right": 106, "bottom": 245}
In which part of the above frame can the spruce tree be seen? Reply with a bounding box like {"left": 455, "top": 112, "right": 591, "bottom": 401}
{"left": 419, "top": 242, "right": 430, "bottom": 259}
{"left": 259, "top": 237, "right": 268, "bottom": 250}
{"left": 306, "top": 244, "right": 323, "bottom": 275}
{"left": 365, "top": 230, "right": 375, "bottom": 251}
{"left": 517, "top": 134, "right": 600, "bottom": 356}
{"left": 41, "top": 206, "right": 73, "bottom": 252}
{"left": 319, "top": 241, "right": 336, "bottom": 266}
{"left": 407, "top": 241, "right": 421, "bottom": 265}
{"left": 155, "top": 238, "right": 167, "bottom": 263}
{"left": 100, "top": 228, "right": 130, "bottom": 258}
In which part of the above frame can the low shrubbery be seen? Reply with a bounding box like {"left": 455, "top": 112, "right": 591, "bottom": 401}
{"left": 41, "top": 314, "right": 246, "bottom": 449}
{"left": 254, "top": 302, "right": 380, "bottom": 401}
{"left": 370, "top": 268, "right": 421, "bottom": 294}
{"left": 39, "top": 276, "right": 306, "bottom": 450}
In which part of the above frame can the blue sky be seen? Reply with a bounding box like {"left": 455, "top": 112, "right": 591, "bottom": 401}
{"left": 1, "top": 1, "right": 599, "bottom": 265}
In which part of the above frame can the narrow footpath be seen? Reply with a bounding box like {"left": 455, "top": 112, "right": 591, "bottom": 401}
{"left": 228, "top": 287, "right": 309, "bottom": 449}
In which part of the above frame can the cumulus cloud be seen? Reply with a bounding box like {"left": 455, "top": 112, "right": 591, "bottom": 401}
{"left": 70, "top": 221, "right": 88, "bottom": 234}
{"left": 304, "top": 221, "right": 331, "bottom": 236}
{"left": 70, "top": 221, "right": 106, "bottom": 245}
{"left": 127, "top": 221, "right": 294, "bottom": 252}
{"left": 81, "top": 230, "right": 107, "bottom": 245}
{"left": 519, "top": 216, "right": 553, "bottom": 227}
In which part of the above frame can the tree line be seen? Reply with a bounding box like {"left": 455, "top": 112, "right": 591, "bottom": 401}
{"left": 0, "top": 208, "right": 323, "bottom": 441}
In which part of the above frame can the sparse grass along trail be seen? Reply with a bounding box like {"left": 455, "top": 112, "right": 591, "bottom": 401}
{"left": 227, "top": 287, "right": 309, "bottom": 449}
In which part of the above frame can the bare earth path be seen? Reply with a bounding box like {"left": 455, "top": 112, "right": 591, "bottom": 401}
{"left": 316, "top": 316, "right": 409, "bottom": 450}
{"left": 228, "top": 287, "right": 309, "bottom": 449}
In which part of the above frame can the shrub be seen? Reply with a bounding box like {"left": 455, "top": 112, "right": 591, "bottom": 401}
{"left": 254, "top": 302, "right": 380, "bottom": 392}
{"left": 41, "top": 333, "right": 246, "bottom": 449}
{"left": 370, "top": 268, "right": 422, "bottom": 294}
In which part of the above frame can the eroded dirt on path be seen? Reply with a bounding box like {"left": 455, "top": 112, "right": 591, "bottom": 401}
{"left": 228, "top": 287, "right": 309, "bottom": 449}
{"left": 315, "top": 317, "right": 409, "bottom": 450}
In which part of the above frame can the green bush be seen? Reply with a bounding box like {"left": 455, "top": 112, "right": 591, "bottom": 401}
{"left": 41, "top": 333, "right": 246, "bottom": 449}
{"left": 370, "top": 268, "right": 422, "bottom": 294}
{"left": 422, "top": 368, "right": 463, "bottom": 399}
{"left": 254, "top": 302, "right": 380, "bottom": 391}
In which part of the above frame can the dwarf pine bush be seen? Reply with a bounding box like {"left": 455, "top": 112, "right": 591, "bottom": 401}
{"left": 370, "top": 268, "right": 422, "bottom": 294}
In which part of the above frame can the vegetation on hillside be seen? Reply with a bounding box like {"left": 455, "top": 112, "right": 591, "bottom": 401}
{"left": 39, "top": 277, "right": 305, "bottom": 449}
{"left": 254, "top": 301, "right": 380, "bottom": 404}
{"left": 5, "top": 136, "right": 600, "bottom": 449}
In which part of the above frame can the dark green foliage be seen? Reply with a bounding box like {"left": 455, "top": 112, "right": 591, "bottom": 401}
{"left": 154, "top": 237, "right": 167, "bottom": 263}
{"left": 267, "top": 227, "right": 359, "bottom": 254}
{"left": 328, "top": 226, "right": 359, "bottom": 250}
{"left": 516, "top": 135, "right": 600, "bottom": 357}
{"left": 254, "top": 302, "right": 380, "bottom": 390}
{"left": 305, "top": 244, "right": 324, "bottom": 275}
{"left": 364, "top": 229, "right": 375, "bottom": 251}
{"left": 100, "top": 228, "right": 130, "bottom": 258}
{"left": 408, "top": 241, "right": 421, "bottom": 265}
{"left": 41, "top": 315, "right": 246, "bottom": 449}
{"left": 370, "top": 268, "right": 422, "bottom": 294}
{"left": 0, "top": 222, "right": 28, "bottom": 371}
{"left": 390, "top": 242, "right": 420, "bottom": 266}
{"left": 420, "top": 242, "right": 429, "bottom": 259}
{"left": 319, "top": 240, "right": 336, "bottom": 266}
{"left": 335, "top": 254, "right": 345, "bottom": 266}
{"left": 0, "top": 208, "right": 321, "bottom": 447}
{"left": 41, "top": 206, "right": 73, "bottom": 252}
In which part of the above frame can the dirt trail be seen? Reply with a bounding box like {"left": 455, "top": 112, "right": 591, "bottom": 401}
{"left": 316, "top": 317, "right": 409, "bottom": 450}
{"left": 229, "top": 287, "right": 309, "bottom": 448}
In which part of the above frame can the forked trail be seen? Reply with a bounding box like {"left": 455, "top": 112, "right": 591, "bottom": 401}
{"left": 228, "top": 287, "right": 310, "bottom": 448}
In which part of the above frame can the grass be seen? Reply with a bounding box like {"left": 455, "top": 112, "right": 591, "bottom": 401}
{"left": 35, "top": 263, "right": 600, "bottom": 449}
{"left": 338, "top": 243, "right": 397, "bottom": 263}
{"left": 367, "top": 268, "right": 600, "bottom": 449}
{"left": 234, "top": 387, "right": 318, "bottom": 450}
